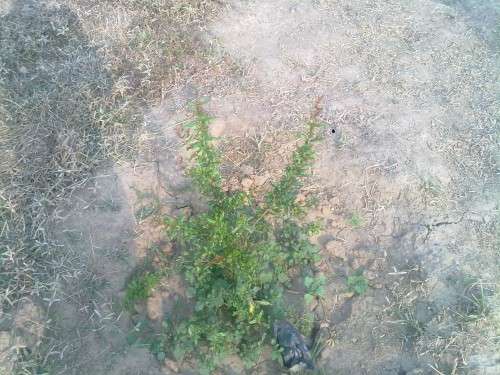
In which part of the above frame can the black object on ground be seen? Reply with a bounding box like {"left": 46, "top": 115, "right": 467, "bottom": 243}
{"left": 274, "top": 320, "right": 315, "bottom": 371}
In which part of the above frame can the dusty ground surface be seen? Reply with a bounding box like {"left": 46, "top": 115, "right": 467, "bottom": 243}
{"left": 1, "top": 0, "right": 499, "bottom": 374}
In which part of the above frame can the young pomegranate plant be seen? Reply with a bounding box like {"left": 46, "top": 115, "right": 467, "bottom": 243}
{"left": 164, "top": 106, "right": 324, "bottom": 373}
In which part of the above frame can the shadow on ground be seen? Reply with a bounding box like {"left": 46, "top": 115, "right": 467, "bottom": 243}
{"left": 0, "top": 1, "right": 161, "bottom": 374}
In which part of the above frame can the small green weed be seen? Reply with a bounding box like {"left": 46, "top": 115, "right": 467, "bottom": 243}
{"left": 162, "top": 106, "right": 324, "bottom": 372}
{"left": 124, "top": 272, "right": 161, "bottom": 309}
{"left": 347, "top": 270, "right": 369, "bottom": 296}
{"left": 348, "top": 212, "right": 363, "bottom": 228}
{"left": 457, "top": 276, "right": 493, "bottom": 323}
{"left": 420, "top": 177, "right": 442, "bottom": 196}
{"left": 398, "top": 309, "right": 425, "bottom": 340}
{"left": 285, "top": 309, "right": 316, "bottom": 337}
{"left": 304, "top": 274, "right": 327, "bottom": 305}
{"left": 135, "top": 203, "right": 159, "bottom": 222}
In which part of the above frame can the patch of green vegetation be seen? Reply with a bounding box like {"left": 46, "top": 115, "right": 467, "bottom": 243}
{"left": 285, "top": 309, "right": 316, "bottom": 337}
{"left": 348, "top": 212, "right": 363, "bottom": 228}
{"left": 135, "top": 203, "right": 159, "bottom": 221}
{"left": 420, "top": 177, "right": 443, "bottom": 196}
{"left": 162, "top": 107, "right": 323, "bottom": 373}
{"left": 126, "top": 319, "right": 168, "bottom": 361}
{"left": 124, "top": 272, "right": 161, "bottom": 309}
{"left": 457, "top": 276, "right": 493, "bottom": 323}
{"left": 0, "top": 1, "right": 224, "bottom": 372}
{"left": 347, "top": 270, "right": 369, "bottom": 296}
{"left": 304, "top": 274, "right": 327, "bottom": 305}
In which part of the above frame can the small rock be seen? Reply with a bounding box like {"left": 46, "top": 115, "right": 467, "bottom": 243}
{"left": 241, "top": 177, "right": 254, "bottom": 190}
{"left": 164, "top": 359, "right": 179, "bottom": 373}
{"left": 325, "top": 240, "right": 347, "bottom": 261}
{"left": 321, "top": 206, "right": 330, "bottom": 215}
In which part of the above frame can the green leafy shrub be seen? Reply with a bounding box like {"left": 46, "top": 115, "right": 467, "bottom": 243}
{"left": 304, "top": 274, "right": 327, "bottom": 305}
{"left": 163, "top": 107, "right": 323, "bottom": 372}
{"left": 347, "top": 270, "right": 369, "bottom": 296}
{"left": 124, "top": 272, "right": 161, "bottom": 309}
{"left": 348, "top": 212, "right": 363, "bottom": 228}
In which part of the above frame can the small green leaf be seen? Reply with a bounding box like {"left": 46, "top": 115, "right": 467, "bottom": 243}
{"left": 304, "top": 293, "right": 315, "bottom": 305}
{"left": 156, "top": 352, "right": 166, "bottom": 361}
{"left": 173, "top": 346, "right": 186, "bottom": 361}
{"left": 317, "top": 274, "right": 327, "bottom": 284}
{"left": 355, "top": 283, "right": 367, "bottom": 295}
{"left": 348, "top": 212, "right": 363, "bottom": 228}
{"left": 347, "top": 274, "right": 369, "bottom": 295}
{"left": 304, "top": 276, "right": 314, "bottom": 289}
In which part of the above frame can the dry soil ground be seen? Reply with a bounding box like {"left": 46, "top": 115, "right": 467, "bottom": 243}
{"left": 0, "top": 0, "right": 499, "bottom": 374}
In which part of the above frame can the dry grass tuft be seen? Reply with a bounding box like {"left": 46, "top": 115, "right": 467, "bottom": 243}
{"left": 387, "top": 267, "right": 499, "bottom": 373}
{"left": 0, "top": 0, "right": 225, "bottom": 371}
